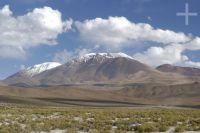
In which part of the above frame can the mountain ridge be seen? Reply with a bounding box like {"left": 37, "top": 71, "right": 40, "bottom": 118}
{"left": 156, "top": 64, "right": 200, "bottom": 76}
{"left": 3, "top": 52, "right": 199, "bottom": 86}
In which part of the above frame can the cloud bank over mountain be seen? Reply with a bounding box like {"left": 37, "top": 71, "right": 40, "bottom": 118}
{"left": 1, "top": 4, "right": 200, "bottom": 68}
{"left": 75, "top": 17, "right": 200, "bottom": 68}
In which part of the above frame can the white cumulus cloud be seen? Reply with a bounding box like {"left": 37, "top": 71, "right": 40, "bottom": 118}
{"left": 53, "top": 48, "right": 92, "bottom": 63}
{"left": 184, "top": 37, "right": 200, "bottom": 50}
{"left": 75, "top": 16, "right": 190, "bottom": 49}
{"left": 53, "top": 49, "right": 74, "bottom": 64}
{"left": 133, "top": 44, "right": 188, "bottom": 66}
{"left": 0, "top": 5, "right": 72, "bottom": 59}
{"left": 133, "top": 41, "right": 200, "bottom": 68}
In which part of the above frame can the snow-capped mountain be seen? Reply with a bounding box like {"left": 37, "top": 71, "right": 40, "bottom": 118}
{"left": 33, "top": 52, "right": 158, "bottom": 85}
{"left": 4, "top": 52, "right": 192, "bottom": 86}
{"left": 22, "top": 62, "right": 61, "bottom": 77}
{"left": 22, "top": 52, "right": 132, "bottom": 76}
{"left": 76, "top": 52, "right": 134, "bottom": 63}
{"left": 3, "top": 62, "right": 61, "bottom": 86}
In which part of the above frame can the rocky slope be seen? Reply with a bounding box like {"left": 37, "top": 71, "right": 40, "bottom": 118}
{"left": 3, "top": 53, "right": 194, "bottom": 86}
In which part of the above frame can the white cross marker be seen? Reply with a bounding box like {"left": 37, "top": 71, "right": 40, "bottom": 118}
{"left": 176, "top": 3, "right": 197, "bottom": 25}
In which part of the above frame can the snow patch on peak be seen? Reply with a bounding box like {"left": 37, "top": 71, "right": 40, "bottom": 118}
{"left": 22, "top": 62, "right": 61, "bottom": 77}
{"left": 77, "top": 52, "right": 134, "bottom": 62}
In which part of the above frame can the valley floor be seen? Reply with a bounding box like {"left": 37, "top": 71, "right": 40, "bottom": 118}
{"left": 0, "top": 106, "right": 199, "bottom": 133}
{"left": 0, "top": 83, "right": 199, "bottom": 132}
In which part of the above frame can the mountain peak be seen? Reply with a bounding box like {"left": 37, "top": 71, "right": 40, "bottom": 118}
{"left": 76, "top": 52, "right": 134, "bottom": 63}
{"left": 22, "top": 62, "right": 61, "bottom": 77}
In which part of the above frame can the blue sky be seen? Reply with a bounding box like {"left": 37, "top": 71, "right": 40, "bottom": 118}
{"left": 0, "top": 0, "right": 200, "bottom": 79}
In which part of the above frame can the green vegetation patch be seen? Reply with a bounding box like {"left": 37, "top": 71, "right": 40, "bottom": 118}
{"left": 0, "top": 106, "right": 199, "bottom": 132}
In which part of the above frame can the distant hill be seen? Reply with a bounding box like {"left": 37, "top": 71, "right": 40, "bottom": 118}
{"left": 156, "top": 64, "right": 200, "bottom": 76}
